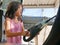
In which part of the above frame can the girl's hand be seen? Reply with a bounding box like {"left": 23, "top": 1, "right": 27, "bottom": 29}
{"left": 24, "top": 31, "right": 30, "bottom": 36}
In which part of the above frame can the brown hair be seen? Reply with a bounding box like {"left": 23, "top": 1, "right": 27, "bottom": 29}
{"left": 5, "top": 1, "right": 23, "bottom": 20}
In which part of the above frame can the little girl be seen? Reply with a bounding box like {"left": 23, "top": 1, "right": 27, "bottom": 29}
{"left": 4, "top": 1, "right": 29, "bottom": 44}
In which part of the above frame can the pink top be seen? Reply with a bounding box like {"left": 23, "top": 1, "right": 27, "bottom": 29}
{"left": 7, "top": 19, "right": 23, "bottom": 44}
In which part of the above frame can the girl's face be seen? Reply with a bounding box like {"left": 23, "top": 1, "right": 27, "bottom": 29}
{"left": 14, "top": 5, "right": 23, "bottom": 17}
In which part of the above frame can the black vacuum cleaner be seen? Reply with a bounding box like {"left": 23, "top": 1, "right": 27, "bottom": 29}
{"left": 23, "top": 15, "right": 56, "bottom": 42}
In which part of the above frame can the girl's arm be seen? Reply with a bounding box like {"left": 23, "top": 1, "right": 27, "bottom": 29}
{"left": 21, "top": 22, "right": 30, "bottom": 36}
{"left": 5, "top": 18, "right": 29, "bottom": 37}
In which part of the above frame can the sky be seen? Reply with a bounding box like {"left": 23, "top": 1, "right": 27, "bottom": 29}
{"left": 22, "top": 8, "right": 58, "bottom": 17}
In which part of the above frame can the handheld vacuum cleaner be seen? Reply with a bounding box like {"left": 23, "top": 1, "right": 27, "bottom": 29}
{"left": 23, "top": 15, "right": 56, "bottom": 42}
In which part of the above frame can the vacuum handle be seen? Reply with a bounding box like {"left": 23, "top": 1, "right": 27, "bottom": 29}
{"left": 23, "top": 15, "right": 56, "bottom": 42}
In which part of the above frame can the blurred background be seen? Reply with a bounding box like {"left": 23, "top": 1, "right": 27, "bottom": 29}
{"left": 0, "top": 0, "right": 59, "bottom": 45}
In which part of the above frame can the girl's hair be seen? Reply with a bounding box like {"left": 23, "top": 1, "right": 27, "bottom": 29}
{"left": 5, "top": 1, "right": 23, "bottom": 19}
